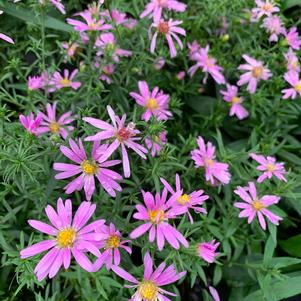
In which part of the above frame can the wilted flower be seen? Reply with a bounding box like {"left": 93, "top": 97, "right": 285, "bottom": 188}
{"left": 48, "top": 69, "right": 81, "bottom": 92}
{"left": 19, "top": 113, "right": 42, "bottom": 136}
{"left": 145, "top": 131, "right": 167, "bottom": 157}
{"left": 284, "top": 48, "right": 300, "bottom": 72}
{"left": 197, "top": 240, "right": 220, "bottom": 263}
{"left": 282, "top": 71, "right": 301, "bottom": 99}
{"left": 262, "top": 15, "right": 285, "bottom": 42}
{"left": 283, "top": 27, "right": 301, "bottom": 50}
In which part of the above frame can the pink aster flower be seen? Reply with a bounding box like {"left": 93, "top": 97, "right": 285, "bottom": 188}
{"left": 92, "top": 223, "right": 131, "bottom": 271}
{"left": 284, "top": 48, "right": 300, "bottom": 72}
{"left": 251, "top": 0, "right": 279, "bottom": 20}
{"left": 188, "top": 45, "right": 226, "bottom": 85}
{"left": 234, "top": 182, "right": 282, "bottom": 230}
{"left": 19, "top": 112, "right": 42, "bottom": 136}
{"left": 237, "top": 55, "right": 271, "bottom": 94}
{"left": 53, "top": 139, "right": 122, "bottom": 200}
{"left": 130, "top": 81, "right": 172, "bottom": 121}
{"left": 191, "top": 136, "right": 231, "bottom": 185}
{"left": 262, "top": 15, "right": 285, "bottom": 42}
{"left": 62, "top": 42, "right": 79, "bottom": 59}
{"left": 130, "top": 189, "right": 189, "bottom": 251}
{"left": 95, "top": 33, "right": 132, "bottom": 62}
{"left": 112, "top": 252, "right": 186, "bottom": 301}
{"left": 48, "top": 69, "right": 81, "bottom": 92}
{"left": 282, "top": 71, "right": 301, "bottom": 99}
{"left": 100, "top": 9, "right": 137, "bottom": 29}
{"left": 83, "top": 105, "right": 148, "bottom": 178}
{"left": 99, "top": 64, "right": 115, "bottom": 84}
{"left": 153, "top": 57, "right": 165, "bottom": 70}
{"left": 250, "top": 153, "right": 287, "bottom": 183}
{"left": 197, "top": 240, "right": 220, "bottom": 263}
{"left": 20, "top": 198, "right": 105, "bottom": 281}
{"left": 176, "top": 70, "right": 186, "bottom": 80}
{"left": 145, "top": 131, "right": 167, "bottom": 157}
{"left": 188, "top": 40, "right": 201, "bottom": 59}
{"left": 220, "top": 84, "right": 249, "bottom": 120}
{"left": 140, "top": 0, "right": 187, "bottom": 22}
{"left": 28, "top": 75, "right": 45, "bottom": 91}
{"left": 36, "top": 102, "right": 74, "bottom": 139}
{"left": 160, "top": 173, "right": 208, "bottom": 223}
{"left": 283, "top": 27, "right": 301, "bottom": 50}
{"left": 149, "top": 19, "right": 186, "bottom": 58}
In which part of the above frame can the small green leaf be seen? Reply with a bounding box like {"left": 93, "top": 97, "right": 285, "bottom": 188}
{"left": 279, "top": 234, "right": 301, "bottom": 258}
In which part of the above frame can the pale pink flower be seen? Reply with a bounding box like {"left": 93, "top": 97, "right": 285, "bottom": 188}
{"left": 234, "top": 182, "right": 282, "bottom": 230}
{"left": 250, "top": 153, "right": 287, "bottom": 183}
{"left": 188, "top": 40, "right": 201, "bottom": 59}
{"left": 140, "top": 0, "right": 187, "bottom": 22}
{"left": 220, "top": 84, "right": 249, "bottom": 120}
{"left": 197, "top": 240, "right": 220, "bottom": 263}
{"left": 176, "top": 70, "right": 186, "bottom": 80}
{"left": 283, "top": 27, "right": 301, "bottom": 50}
{"left": 28, "top": 75, "right": 45, "bottom": 91}
{"left": 262, "top": 15, "right": 285, "bottom": 42}
{"left": 39, "top": 0, "right": 65, "bottom": 14}
{"left": 92, "top": 223, "right": 131, "bottom": 271}
{"left": 130, "top": 81, "right": 172, "bottom": 121}
{"left": 237, "top": 55, "right": 271, "bottom": 94}
{"left": 149, "top": 19, "right": 186, "bottom": 58}
{"left": 160, "top": 173, "right": 208, "bottom": 223}
{"left": 48, "top": 69, "right": 81, "bottom": 92}
{"left": 251, "top": 0, "right": 279, "bottom": 20}
{"left": 99, "top": 64, "right": 115, "bottom": 84}
{"left": 61, "top": 42, "right": 79, "bottom": 59}
{"left": 83, "top": 106, "right": 148, "bottom": 178}
{"left": 209, "top": 286, "right": 221, "bottom": 301}
{"left": 153, "top": 57, "right": 165, "bottom": 70}
{"left": 284, "top": 48, "right": 300, "bottom": 72}
{"left": 112, "top": 252, "right": 186, "bottom": 301}
{"left": 20, "top": 198, "right": 105, "bottom": 281}
{"left": 282, "top": 71, "right": 301, "bottom": 99}
{"left": 130, "top": 189, "right": 189, "bottom": 251}
{"left": 19, "top": 113, "right": 42, "bottom": 136}
{"left": 145, "top": 131, "right": 167, "bottom": 157}
{"left": 100, "top": 9, "right": 137, "bottom": 29}
{"left": 191, "top": 136, "right": 231, "bottom": 185}
{"left": 53, "top": 139, "right": 122, "bottom": 200}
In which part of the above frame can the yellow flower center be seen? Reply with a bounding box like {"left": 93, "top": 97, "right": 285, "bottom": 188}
{"left": 106, "top": 43, "right": 115, "bottom": 52}
{"left": 252, "top": 66, "right": 263, "bottom": 78}
{"left": 231, "top": 96, "right": 240, "bottom": 104}
{"left": 291, "top": 61, "right": 299, "bottom": 70}
{"left": 148, "top": 209, "right": 165, "bottom": 224}
{"left": 56, "top": 228, "right": 77, "bottom": 248}
{"left": 252, "top": 200, "right": 265, "bottom": 211}
{"left": 262, "top": 3, "right": 273, "bottom": 11}
{"left": 146, "top": 98, "right": 158, "bottom": 111}
{"left": 88, "top": 22, "right": 98, "bottom": 30}
{"left": 49, "top": 121, "right": 60, "bottom": 133}
{"left": 177, "top": 194, "right": 191, "bottom": 205}
{"left": 205, "top": 159, "right": 214, "bottom": 167}
{"left": 60, "top": 78, "right": 71, "bottom": 87}
{"left": 294, "top": 83, "right": 301, "bottom": 92}
{"left": 81, "top": 160, "right": 98, "bottom": 175}
{"left": 106, "top": 235, "right": 120, "bottom": 249}
{"left": 138, "top": 281, "right": 158, "bottom": 300}
{"left": 266, "top": 163, "right": 275, "bottom": 171}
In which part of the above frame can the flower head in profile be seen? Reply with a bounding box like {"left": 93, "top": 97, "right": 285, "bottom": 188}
{"left": 191, "top": 136, "right": 231, "bottom": 185}
{"left": 99, "top": 64, "right": 115, "bottom": 84}
{"left": 237, "top": 55, "right": 271, "bottom": 94}
{"left": 101, "top": 9, "right": 137, "bottom": 29}
{"left": 188, "top": 40, "right": 201, "bottom": 59}
{"left": 283, "top": 27, "right": 301, "bottom": 50}
{"left": 250, "top": 153, "right": 287, "bottom": 183}
{"left": 130, "top": 189, "right": 189, "bottom": 251}
{"left": 112, "top": 252, "right": 186, "bottom": 301}
{"left": 234, "top": 182, "right": 282, "bottom": 230}
{"left": 251, "top": 0, "right": 279, "bottom": 20}
{"left": 20, "top": 198, "right": 105, "bottom": 281}
{"left": 19, "top": 112, "right": 42, "bottom": 136}
{"left": 153, "top": 57, "right": 165, "bottom": 70}
{"left": 93, "top": 223, "right": 131, "bottom": 271}
{"left": 49, "top": 69, "right": 81, "bottom": 92}
{"left": 197, "top": 240, "right": 220, "bottom": 263}
{"left": 62, "top": 42, "right": 79, "bottom": 60}
{"left": 220, "top": 84, "right": 249, "bottom": 120}
{"left": 54, "top": 139, "right": 122, "bottom": 200}
{"left": 262, "top": 15, "right": 285, "bottom": 42}
{"left": 282, "top": 71, "right": 301, "bottom": 99}
{"left": 145, "top": 131, "right": 167, "bottom": 157}
{"left": 130, "top": 81, "right": 172, "bottom": 121}
{"left": 161, "top": 173, "right": 208, "bottom": 223}
{"left": 149, "top": 19, "right": 186, "bottom": 58}
{"left": 284, "top": 48, "right": 300, "bottom": 72}
{"left": 83, "top": 105, "right": 148, "bottom": 178}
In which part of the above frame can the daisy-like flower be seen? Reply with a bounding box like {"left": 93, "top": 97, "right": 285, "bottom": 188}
{"left": 145, "top": 131, "right": 167, "bottom": 157}
{"left": 262, "top": 15, "right": 285, "bottom": 42}
{"left": 191, "top": 136, "right": 231, "bottom": 185}
{"left": 160, "top": 173, "right": 208, "bottom": 223}
{"left": 93, "top": 223, "right": 131, "bottom": 271}
{"left": 251, "top": 0, "right": 279, "bottom": 20}
{"left": 284, "top": 48, "right": 300, "bottom": 72}
{"left": 130, "top": 81, "right": 172, "bottom": 121}
{"left": 28, "top": 75, "right": 45, "bottom": 91}
{"left": 140, "top": 0, "right": 187, "bottom": 22}
{"left": 234, "top": 182, "right": 282, "bottom": 230}
{"left": 282, "top": 71, "right": 301, "bottom": 99}
{"left": 112, "top": 252, "right": 186, "bottom": 301}
{"left": 188, "top": 45, "right": 226, "bottom": 85}
{"left": 36, "top": 102, "right": 75, "bottom": 139}
{"left": 149, "top": 18, "right": 186, "bottom": 58}
{"left": 19, "top": 113, "right": 42, "bottom": 136}
{"left": 53, "top": 139, "right": 123, "bottom": 200}
{"left": 100, "top": 9, "right": 137, "bottom": 29}
{"left": 48, "top": 69, "right": 81, "bottom": 92}
{"left": 130, "top": 189, "right": 189, "bottom": 251}
{"left": 237, "top": 55, "right": 271, "bottom": 94}
{"left": 283, "top": 27, "right": 301, "bottom": 50}
{"left": 250, "top": 153, "right": 287, "bottom": 183}
{"left": 83, "top": 105, "right": 148, "bottom": 178}
{"left": 99, "top": 64, "right": 115, "bottom": 84}
{"left": 220, "top": 84, "right": 249, "bottom": 120}
{"left": 95, "top": 33, "right": 132, "bottom": 62}
{"left": 197, "top": 240, "right": 220, "bottom": 263}
{"left": 20, "top": 198, "right": 105, "bottom": 281}
{"left": 62, "top": 42, "right": 79, "bottom": 60}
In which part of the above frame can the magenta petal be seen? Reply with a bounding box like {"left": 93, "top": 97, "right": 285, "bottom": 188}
{"left": 20, "top": 240, "right": 56, "bottom": 258}
{"left": 111, "top": 265, "right": 139, "bottom": 284}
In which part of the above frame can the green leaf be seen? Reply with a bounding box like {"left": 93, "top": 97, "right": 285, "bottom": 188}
{"left": 278, "top": 149, "right": 301, "bottom": 166}
{"left": 279, "top": 234, "right": 301, "bottom": 258}
{"left": 185, "top": 96, "right": 218, "bottom": 117}
{"left": 283, "top": 0, "right": 301, "bottom": 9}
{"left": 263, "top": 235, "right": 276, "bottom": 265}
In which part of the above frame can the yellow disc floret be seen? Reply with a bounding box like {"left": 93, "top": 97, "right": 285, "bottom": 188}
{"left": 49, "top": 121, "right": 60, "bottom": 133}
{"left": 177, "top": 194, "right": 191, "bottom": 205}
{"left": 146, "top": 98, "right": 158, "bottom": 111}
{"left": 57, "top": 228, "right": 77, "bottom": 248}
{"left": 81, "top": 160, "right": 98, "bottom": 175}
{"left": 148, "top": 209, "right": 165, "bottom": 224}
{"left": 106, "top": 235, "right": 120, "bottom": 249}
{"left": 138, "top": 281, "right": 158, "bottom": 300}
{"left": 252, "top": 200, "right": 265, "bottom": 211}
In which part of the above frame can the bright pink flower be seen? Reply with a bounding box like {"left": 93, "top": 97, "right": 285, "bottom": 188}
{"left": 251, "top": 0, "right": 279, "bottom": 20}
{"left": 160, "top": 173, "right": 208, "bottom": 223}
{"left": 234, "top": 182, "right": 282, "bottom": 230}
{"left": 209, "top": 286, "right": 221, "bottom": 301}
{"left": 53, "top": 139, "right": 122, "bottom": 200}
{"left": 48, "top": 69, "right": 81, "bottom": 92}
{"left": 237, "top": 55, "right": 271, "bottom": 94}
{"left": 130, "top": 189, "right": 189, "bottom": 251}
{"left": 153, "top": 57, "right": 165, "bottom": 70}
{"left": 197, "top": 240, "right": 220, "bottom": 263}
{"left": 99, "top": 64, "right": 115, "bottom": 84}
{"left": 130, "top": 81, "right": 172, "bottom": 121}
{"left": 28, "top": 75, "right": 44, "bottom": 91}
{"left": 262, "top": 15, "right": 285, "bottom": 42}
{"left": 20, "top": 198, "right": 105, "bottom": 281}
{"left": 282, "top": 71, "right": 301, "bottom": 99}
{"left": 19, "top": 112, "right": 42, "bottom": 136}
{"left": 0, "top": 33, "right": 14, "bottom": 44}
{"left": 188, "top": 45, "right": 226, "bottom": 85}
{"left": 145, "top": 131, "right": 167, "bottom": 157}
{"left": 83, "top": 106, "right": 148, "bottom": 178}
{"left": 92, "top": 223, "right": 131, "bottom": 271}
{"left": 284, "top": 48, "right": 300, "bottom": 72}
{"left": 283, "top": 27, "right": 301, "bottom": 50}
{"left": 140, "top": 0, "right": 187, "bottom": 22}
{"left": 61, "top": 42, "right": 79, "bottom": 59}
{"left": 220, "top": 84, "right": 249, "bottom": 120}
{"left": 112, "top": 252, "right": 186, "bottom": 301}
{"left": 101, "top": 9, "right": 137, "bottom": 29}
{"left": 36, "top": 102, "right": 74, "bottom": 139}
{"left": 149, "top": 19, "right": 186, "bottom": 58}
{"left": 191, "top": 136, "right": 231, "bottom": 185}
{"left": 250, "top": 153, "right": 287, "bottom": 183}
